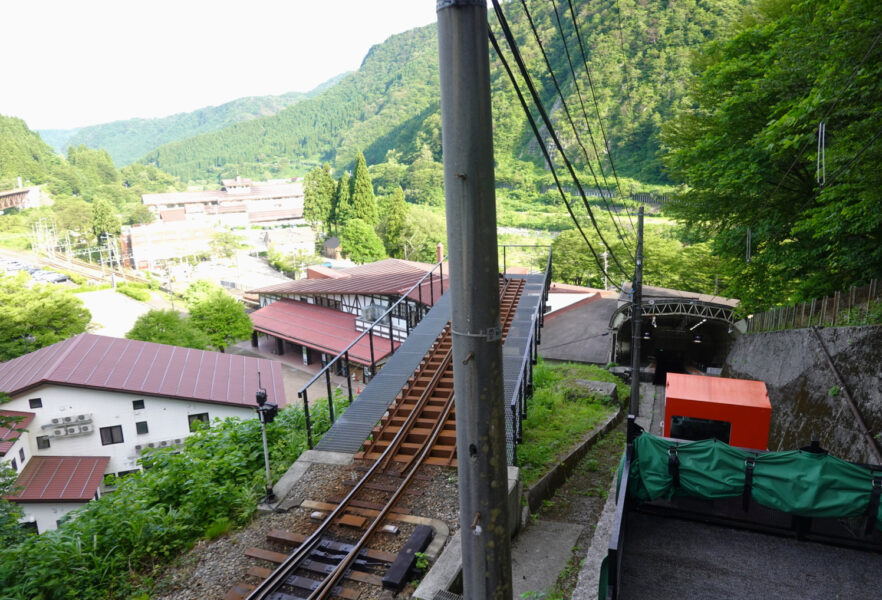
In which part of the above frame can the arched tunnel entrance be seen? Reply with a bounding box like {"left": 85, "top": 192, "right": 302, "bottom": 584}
{"left": 609, "top": 287, "right": 744, "bottom": 384}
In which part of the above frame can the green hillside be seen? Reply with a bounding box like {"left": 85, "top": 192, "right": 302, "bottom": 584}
{"left": 37, "top": 74, "right": 346, "bottom": 167}
{"left": 142, "top": 0, "right": 746, "bottom": 184}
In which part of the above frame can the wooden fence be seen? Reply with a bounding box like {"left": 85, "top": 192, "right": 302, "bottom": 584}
{"left": 746, "top": 279, "right": 881, "bottom": 333}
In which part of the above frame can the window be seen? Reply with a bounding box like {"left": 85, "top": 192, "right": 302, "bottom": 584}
{"left": 670, "top": 416, "right": 732, "bottom": 444}
{"left": 100, "top": 425, "right": 124, "bottom": 446}
{"left": 18, "top": 448, "right": 24, "bottom": 462}
{"left": 135, "top": 421, "right": 149, "bottom": 435}
{"left": 132, "top": 399, "right": 145, "bottom": 410}
{"left": 28, "top": 398, "right": 42, "bottom": 409}
{"left": 188, "top": 413, "right": 209, "bottom": 431}
{"left": 36, "top": 436, "right": 50, "bottom": 450}
{"left": 10, "top": 458, "right": 17, "bottom": 471}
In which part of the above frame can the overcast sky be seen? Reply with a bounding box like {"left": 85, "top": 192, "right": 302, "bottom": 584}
{"left": 0, "top": 1, "right": 438, "bottom": 130}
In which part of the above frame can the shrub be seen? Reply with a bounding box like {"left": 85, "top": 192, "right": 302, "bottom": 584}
{"left": 0, "top": 396, "right": 345, "bottom": 599}
{"left": 116, "top": 283, "right": 151, "bottom": 302}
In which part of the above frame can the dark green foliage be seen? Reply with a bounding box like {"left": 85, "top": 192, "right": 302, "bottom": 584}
{"left": 0, "top": 273, "right": 91, "bottom": 361}
{"left": 332, "top": 171, "right": 352, "bottom": 229}
{"left": 379, "top": 186, "right": 408, "bottom": 258}
{"left": 662, "top": 0, "right": 882, "bottom": 309}
{"left": 91, "top": 196, "right": 121, "bottom": 243}
{"left": 188, "top": 290, "right": 253, "bottom": 352}
{"left": 303, "top": 163, "right": 336, "bottom": 233}
{"left": 340, "top": 218, "right": 386, "bottom": 264}
{"left": 126, "top": 309, "right": 210, "bottom": 350}
{"left": 0, "top": 398, "right": 344, "bottom": 599}
{"left": 401, "top": 206, "right": 446, "bottom": 263}
{"left": 349, "top": 152, "right": 378, "bottom": 226}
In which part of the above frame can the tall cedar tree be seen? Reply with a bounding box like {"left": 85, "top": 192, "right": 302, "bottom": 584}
{"left": 381, "top": 186, "right": 408, "bottom": 258}
{"left": 302, "top": 163, "right": 335, "bottom": 234}
{"left": 332, "top": 171, "right": 352, "bottom": 231}
{"left": 348, "top": 152, "right": 378, "bottom": 226}
{"left": 340, "top": 218, "right": 386, "bottom": 264}
{"left": 91, "top": 196, "right": 121, "bottom": 243}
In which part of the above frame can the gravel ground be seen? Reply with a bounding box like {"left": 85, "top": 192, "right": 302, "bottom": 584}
{"left": 152, "top": 462, "right": 460, "bottom": 600}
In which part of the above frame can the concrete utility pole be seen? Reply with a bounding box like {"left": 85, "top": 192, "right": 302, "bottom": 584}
{"left": 437, "top": 1, "right": 512, "bottom": 598}
{"left": 629, "top": 207, "right": 644, "bottom": 417}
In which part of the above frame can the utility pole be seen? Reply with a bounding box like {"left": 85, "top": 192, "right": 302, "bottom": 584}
{"left": 438, "top": 2, "right": 512, "bottom": 598}
{"left": 629, "top": 207, "right": 644, "bottom": 419}
{"left": 601, "top": 251, "right": 609, "bottom": 290}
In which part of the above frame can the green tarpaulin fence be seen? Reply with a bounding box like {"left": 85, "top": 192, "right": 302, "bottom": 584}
{"left": 627, "top": 433, "right": 882, "bottom": 530}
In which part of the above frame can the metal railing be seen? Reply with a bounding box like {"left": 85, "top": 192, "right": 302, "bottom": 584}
{"left": 499, "top": 243, "right": 552, "bottom": 277}
{"left": 506, "top": 246, "right": 552, "bottom": 464}
{"left": 297, "top": 258, "right": 448, "bottom": 448}
{"left": 747, "top": 279, "right": 880, "bottom": 333}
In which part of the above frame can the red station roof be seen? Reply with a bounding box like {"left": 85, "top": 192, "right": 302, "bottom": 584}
{"left": 250, "top": 259, "right": 447, "bottom": 305}
{"left": 6, "top": 456, "right": 110, "bottom": 503}
{"left": 0, "top": 410, "right": 34, "bottom": 455}
{"left": 250, "top": 300, "right": 399, "bottom": 366}
{"left": 0, "top": 334, "right": 286, "bottom": 409}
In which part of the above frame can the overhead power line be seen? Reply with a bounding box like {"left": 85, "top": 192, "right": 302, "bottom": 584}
{"left": 489, "top": 28, "right": 624, "bottom": 291}
{"left": 490, "top": 0, "right": 633, "bottom": 282}
{"left": 518, "top": 0, "right": 636, "bottom": 260}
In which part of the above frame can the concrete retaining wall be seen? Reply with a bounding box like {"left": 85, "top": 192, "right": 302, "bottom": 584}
{"left": 723, "top": 325, "right": 882, "bottom": 463}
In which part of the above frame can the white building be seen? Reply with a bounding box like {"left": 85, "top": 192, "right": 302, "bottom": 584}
{"left": 0, "top": 333, "right": 286, "bottom": 532}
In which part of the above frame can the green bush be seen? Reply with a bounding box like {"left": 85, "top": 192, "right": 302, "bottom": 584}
{"left": 116, "top": 283, "right": 151, "bottom": 302}
{"left": 0, "top": 397, "right": 345, "bottom": 599}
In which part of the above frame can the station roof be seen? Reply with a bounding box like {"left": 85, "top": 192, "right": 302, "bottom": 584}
{"left": 665, "top": 373, "right": 770, "bottom": 409}
{"left": 0, "top": 410, "right": 34, "bottom": 455}
{"left": 620, "top": 282, "right": 739, "bottom": 308}
{"left": 0, "top": 334, "right": 286, "bottom": 408}
{"left": 5, "top": 456, "right": 110, "bottom": 503}
{"left": 250, "top": 299, "right": 398, "bottom": 366}
{"left": 249, "top": 259, "right": 447, "bottom": 305}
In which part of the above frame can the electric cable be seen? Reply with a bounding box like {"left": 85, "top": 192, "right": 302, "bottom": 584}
{"left": 517, "top": 0, "right": 635, "bottom": 262}
{"left": 489, "top": 28, "right": 624, "bottom": 292}
{"left": 490, "top": 0, "right": 632, "bottom": 281}
{"left": 562, "top": 0, "right": 636, "bottom": 234}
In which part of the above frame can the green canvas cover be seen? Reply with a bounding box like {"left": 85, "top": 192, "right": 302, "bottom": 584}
{"left": 627, "top": 433, "right": 882, "bottom": 531}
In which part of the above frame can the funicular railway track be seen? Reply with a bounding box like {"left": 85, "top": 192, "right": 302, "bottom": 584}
{"left": 235, "top": 277, "right": 525, "bottom": 600}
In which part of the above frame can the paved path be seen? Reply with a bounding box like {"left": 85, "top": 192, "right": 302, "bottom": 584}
{"left": 75, "top": 289, "right": 151, "bottom": 338}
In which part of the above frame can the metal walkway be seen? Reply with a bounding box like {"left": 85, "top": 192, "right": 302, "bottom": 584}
{"left": 316, "top": 273, "right": 547, "bottom": 457}
{"left": 315, "top": 294, "right": 452, "bottom": 453}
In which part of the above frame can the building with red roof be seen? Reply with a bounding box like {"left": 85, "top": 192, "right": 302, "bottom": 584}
{"left": 247, "top": 258, "right": 447, "bottom": 376}
{"left": 0, "top": 333, "right": 286, "bottom": 532}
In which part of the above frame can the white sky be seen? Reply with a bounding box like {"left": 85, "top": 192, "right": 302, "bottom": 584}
{"left": 0, "top": 1, "right": 438, "bottom": 130}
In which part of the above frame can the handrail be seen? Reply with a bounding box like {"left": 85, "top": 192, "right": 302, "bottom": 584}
{"left": 296, "top": 256, "right": 448, "bottom": 446}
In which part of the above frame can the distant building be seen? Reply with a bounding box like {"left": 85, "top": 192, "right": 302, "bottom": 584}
{"left": 0, "top": 333, "right": 286, "bottom": 532}
{"left": 321, "top": 236, "right": 342, "bottom": 260}
{"left": 141, "top": 177, "right": 304, "bottom": 227}
{"left": 119, "top": 220, "right": 217, "bottom": 269}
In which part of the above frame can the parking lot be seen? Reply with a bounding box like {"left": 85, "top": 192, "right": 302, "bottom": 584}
{"left": 0, "top": 258, "right": 71, "bottom": 283}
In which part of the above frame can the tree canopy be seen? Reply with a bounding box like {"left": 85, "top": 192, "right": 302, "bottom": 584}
{"left": 348, "top": 151, "right": 379, "bottom": 227}
{"left": 340, "top": 218, "right": 386, "bottom": 264}
{"left": 126, "top": 309, "right": 210, "bottom": 350}
{"left": 0, "top": 274, "right": 91, "bottom": 361}
{"left": 379, "top": 186, "right": 409, "bottom": 258}
{"left": 662, "top": 0, "right": 882, "bottom": 308}
{"left": 302, "top": 163, "right": 335, "bottom": 233}
{"left": 187, "top": 290, "right": 253, "bottom": 352}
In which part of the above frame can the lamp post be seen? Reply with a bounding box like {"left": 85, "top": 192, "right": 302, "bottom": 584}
{"left": 255, "top": 374, "right": 278, "bottom": 503}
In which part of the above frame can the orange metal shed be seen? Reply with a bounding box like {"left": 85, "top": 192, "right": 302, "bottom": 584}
{"left": 664, "top": 373, "right": 772, "bottom": 450}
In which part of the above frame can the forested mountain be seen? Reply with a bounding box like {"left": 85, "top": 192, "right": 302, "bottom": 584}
{"left": 0, "top": 114, "right": 183, "bottom": 247}
{"left": 37, "top": 74, "right": 346, "bottom": 166}
{"left": 142, "top": 0, "right": 746, "bottom": 184}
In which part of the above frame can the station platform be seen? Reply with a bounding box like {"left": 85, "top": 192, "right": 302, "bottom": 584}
{"left": 316, "top": 273, "right": 547, "bottom": 457}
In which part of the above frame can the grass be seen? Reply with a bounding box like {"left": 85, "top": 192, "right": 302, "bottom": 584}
{"left": 517, "top": 359, "right": 625, "bottom": 487}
